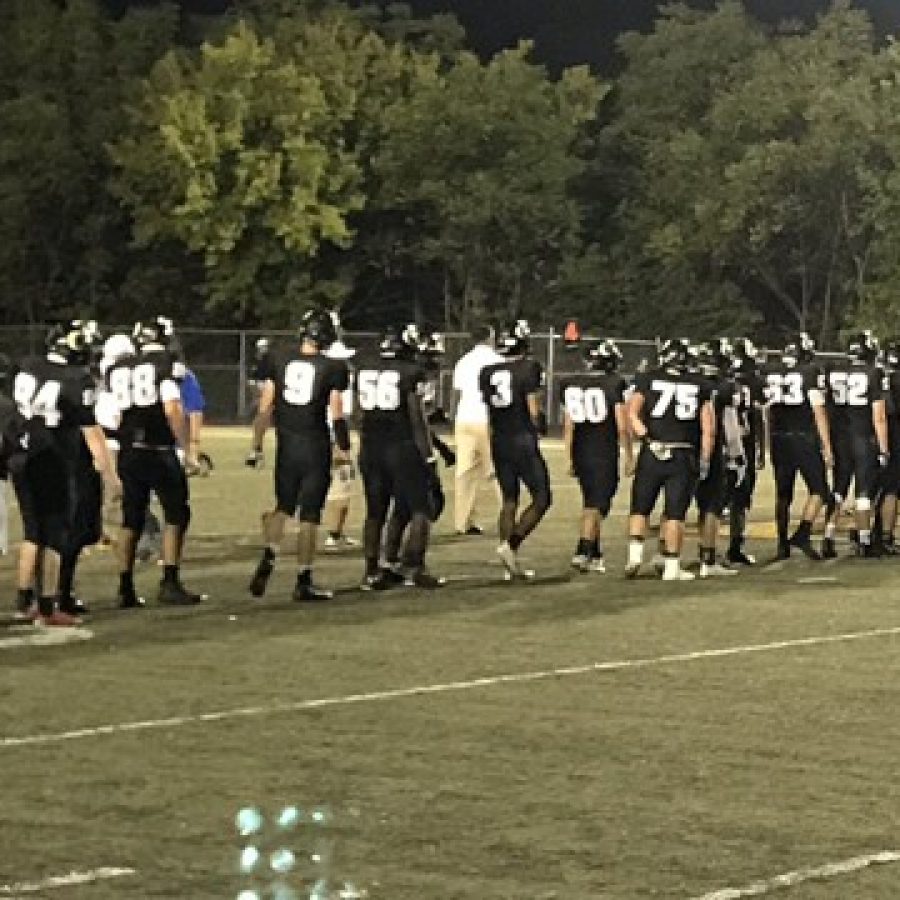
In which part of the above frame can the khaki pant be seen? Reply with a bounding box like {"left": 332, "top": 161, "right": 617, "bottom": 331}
{"left": 454, "top": 422, "right": 498, "bottom": 532}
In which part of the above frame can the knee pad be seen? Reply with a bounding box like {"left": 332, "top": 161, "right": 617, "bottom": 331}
{"left": 856, "top": 496, "right": 872, "bottom": 512}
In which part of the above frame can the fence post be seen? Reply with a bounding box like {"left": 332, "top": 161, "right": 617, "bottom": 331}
{"left": 237, "top": 330, "right": 247, "bottom": 421}
{"left": 546, "top": 326, "right": 556, "bottom": 427}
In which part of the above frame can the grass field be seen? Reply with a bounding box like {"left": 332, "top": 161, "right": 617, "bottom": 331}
{"left": 2, "top": 428, "right": 900, "bottom": 900}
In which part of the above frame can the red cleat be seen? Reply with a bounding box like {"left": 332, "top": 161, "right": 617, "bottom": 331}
{"left": 36, "top": 610, "right": 83, "bottom": 628}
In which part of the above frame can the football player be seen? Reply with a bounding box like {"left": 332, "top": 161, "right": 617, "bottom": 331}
{"left": 560, "top": 339, "right": 631, "bottom": 573}
{"left": 480, "top": 320, "right": 552, "bottom": 580}
{"left": 822, "top": 331, "right": 888, "bottom": 557}
{"left": 249, "top": 310, "right": 350, "bottom": 602}
{"left": 694, "top": 339, "right": 745, "bottom": 578}
{"left": 726, "top": 339, "right": 766, "bottom": 566}
{"left": 625, "top": 338, "right": 714, "bottom": 582}
{"left": 764, "top": 333, "right": 832, "bottom": 560}
{"left": 108, "top": 316, "right": 200, "bottom": 607}
{"left": 877, "top": 339, "right": 900, "bottom": 553}
{"left": 11, "top": 320, "right": 116, "bottom": 625}
{"left": 357, "top": 324, "right": 442, "bottom": 590}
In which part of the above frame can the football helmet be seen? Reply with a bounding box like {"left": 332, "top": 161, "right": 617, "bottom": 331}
{"left": 782, "top": 331, "right": 816, "bottom": 366}
{"left": 380, "top": 323, "right": 421, "bottom": 360}
{"left": 583, "top": 339, "right": 622, "bottom": 373}
{"left": 133, "top": 316, "right": 174, "bottom": 350}
{"left": 299, "top": 309, "right": 340, "bottom": 348}
{"left": 46, "top": 319, "right": 101, "bottom": 365}
{"left": 496, "top": 319, "right": 531, "bottom": 357}
{"left": 883, "top": 339, "right": 900, "bottom": 371}
{"left": 102, "top": 334, "right": 135, "bottom": 362}
{"left": 847, "top": 329, "right": 879, "bottom": 364}
{"left": 657, "top": 338, "right": 693, "bottom": 372}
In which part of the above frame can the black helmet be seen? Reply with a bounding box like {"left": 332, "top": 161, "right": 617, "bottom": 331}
{"left": 299, "top": 309, "right": 339, "bottom": 348}
{"left": 133, "top": 316, "right": 174, "bottom": 351}
{"left": 883, "top": 339, "right": 900, "bottom": 371}
{"left": 418, "top": 331, "right": 446, "bottom": 372}
{"left": 847, "top": 329, "right": 879, "bottom": 364}
{"left": 380, "top": 323, "right": 420, "bottom": 360}
{"left": 46, "top": 319, "right": 101, "bottom": 366}
{"left": 583, "top": 339, "right": 622, "bottom": 373}
{"left": 496, "top": 319, "right": 531, "bottom": 357}
{"left": 657, "top": 337, "right": 693, "bottom": 372}
{"left": 782, "top": 331, "right": 816, "bottom": 366}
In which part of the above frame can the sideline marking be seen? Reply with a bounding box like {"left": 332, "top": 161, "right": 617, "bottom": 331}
{"left": 2, "top": 625, "right": 900, "bottom": 749}
{"left": 0, "top": 866, "right": 136, "bottom": 895}
{"left": 691, "top": 850, "right": 900, "bottom": 899}
{"left": 0, "top": 628, "right": 94, "bottom": 650}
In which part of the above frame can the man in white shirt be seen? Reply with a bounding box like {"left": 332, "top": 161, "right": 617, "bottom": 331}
{"left": 452, "top": 325, "right": 501, "bottom": 535}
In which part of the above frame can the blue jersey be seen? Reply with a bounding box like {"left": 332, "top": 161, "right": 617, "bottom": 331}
{"left": 180, "top": 369, "right": 206, "bottom": 415}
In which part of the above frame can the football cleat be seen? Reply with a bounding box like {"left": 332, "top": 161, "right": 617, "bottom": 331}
{"left": 293, "top": 583, "right": 333, "bottom": 603}
{"left": 570, "top": 553, "right": 590, "bottom": 572}
{"left": 249, "top": 556, "right": 274, "bottom": 597}
{"left": 404, "top": 567, "right": 447, "bottom": 590}
{"left": 726, "top": 548, "right": 756, "bottom": 566}
{"left": 117, "top": 589, "right": 146, "bottom": 610}
{"left": 588, "top": 557, "right": 607, "bottom": 574}
{"left": 13, "top": 602, "right": 39, "bottom": 622}
{"left": 35, "top": 609, "right": 82, "bottom": 628}
{"left": 699, "top": 562, "right": 738, "bottom": 579}
{"left": 662, "top": 567, "right": 695, "bottom": 582}
{"left": 651, "top": 553, "right": 666, "bottom": 575}
{"left": 158, "top": 580, "right": 202, "bottom": 606}
{"left": 821, "top": 538, "right": 837, "bottom": 560}
{"left": 360, "top": 571, "right": 394, "bottom": 592}
{"left": 497, "top": 542, "right": 533, "bottom": 580}
{"left": 788, "top": 534, "right": 822, "bottom": 561}
{"left": 58, "top": 596, "right": 89, "bottom": 616}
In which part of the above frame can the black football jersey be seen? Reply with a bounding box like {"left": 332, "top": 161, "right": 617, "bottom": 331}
{"left": 764, "top": 363, "right": 825, "bottom": 435}
{"left": 270, "top": 351, "right": 349, "bottom": 439}
{"left": 106, "top": 349, "right": 185, "bottom": 447}
{"left": 356, "top": 357, "right": 426, "bottom": 442}
{"left": 885, "top": 370, "right": 900, "bottom": 420}
{"left": 560, "top": 372, "right": 625, "bottom": 454}
{"left": 733, "top": 372, "right": 765, "bottom": 438}
{"left": 826, "top": 363, "right": 884, "bottom": 439}
{"left": 632, "top": 369, "right": 710, "bottom": 447}
{"left": 13, "top": 356, "right": 96, "bottom": 461}
{"left": 480, "top": 358, "right": 544, "bottom": 437}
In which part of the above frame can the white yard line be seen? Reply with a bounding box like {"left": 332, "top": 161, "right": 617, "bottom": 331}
{"left": 0, "top": 866, "right": 136, "bottom": 895}
{"left": 691, "top": 850, "right": 900, "bottom": 899}
{"left": 0, "top": 628, "right": 93, "bottom": 650}
{"left": 2, "top": 624, "right": 899, "bottom": 750}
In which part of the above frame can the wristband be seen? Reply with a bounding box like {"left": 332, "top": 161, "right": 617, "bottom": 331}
{"left": 332, "top": 418, "right": 351, "bottom": 453}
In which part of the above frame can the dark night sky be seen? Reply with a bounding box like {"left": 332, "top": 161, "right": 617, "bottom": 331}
{"left": 174, "top": 1, "right": 900, "bottom": 72}
{"left": 402, "top": 0, "right": 900, "bottom": 71}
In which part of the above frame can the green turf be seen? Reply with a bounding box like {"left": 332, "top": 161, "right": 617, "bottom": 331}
{"left": 1, "top": 429, "right": 899, "bottom": 899}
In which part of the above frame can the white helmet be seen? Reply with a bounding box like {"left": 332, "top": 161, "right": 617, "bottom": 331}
{"left": 103, "top": 334, "right": 135, "bottom": 361}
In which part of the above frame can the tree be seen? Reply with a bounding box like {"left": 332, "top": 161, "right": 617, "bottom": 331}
{"left": 109, "top": 20, "right": 364, "bottom": 323}
{"left": 370, "top": 43, "right": 605, "bottom": 330}
{"left": 0, "top": 0, "right": 182, "bottom": 326}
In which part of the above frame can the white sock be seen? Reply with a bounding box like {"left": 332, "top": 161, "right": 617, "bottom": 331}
{"left": 663, "top": 556, "right": 680, "bottom": 579}
{"left": 824, "top": 522, "right": 836, "bottom": 539}
{"left": 628, "top": 540, "right": 644, "bottom": 566}
{"left": 860, "top": 529, "right": 871, "bottom": 546}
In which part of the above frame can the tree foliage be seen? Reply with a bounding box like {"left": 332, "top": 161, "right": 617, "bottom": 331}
{"left": 8, "top": 0, "right": 900, "bottom": 344}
